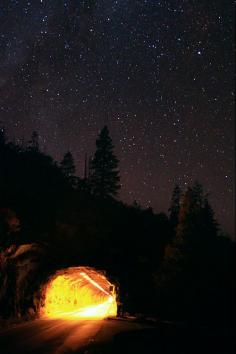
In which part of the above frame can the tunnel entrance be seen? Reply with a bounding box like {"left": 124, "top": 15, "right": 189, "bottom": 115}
{"left": 41, "top": 267, "right": 117, "bottom": 319}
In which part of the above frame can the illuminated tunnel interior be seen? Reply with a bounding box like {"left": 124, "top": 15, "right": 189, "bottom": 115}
{"left": 41, "top": 267, "right": 117, "bottom": 320}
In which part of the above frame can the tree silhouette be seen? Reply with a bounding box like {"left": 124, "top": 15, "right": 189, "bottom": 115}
{"left": 0, "top": 127, "right": 10, "bottom": 207}
{"left": 169, "top": 184, "right": 182, "bottom": 231}
{"left": 0, "top": 127, "right": 7, "bottom": 148}
{"left": 155, "top": 182, "right": 225, "bottom": 322}
{"left": 201, "top": 197, "right": 218, "bottom": 239}
{"left": 171, "top": 182, "right": 218, "bottom": 250}
{"left": 191, "top": 180, "right": 204, "bottom": 207}
{"left": 60, "top": 151, "right": 76, "bottom": 187}
{"left": 28, "top": 131, "right": 39, "bottom": 151}
{"left": 89, "top": 126, "right": 120, "bottom": 198}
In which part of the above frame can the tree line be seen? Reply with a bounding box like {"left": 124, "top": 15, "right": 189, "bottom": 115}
{"left": 60, "top": 125, "right": 120, "bottom": 197}
{"left": 0, "top": 125, "right": 234, "bottom": 326}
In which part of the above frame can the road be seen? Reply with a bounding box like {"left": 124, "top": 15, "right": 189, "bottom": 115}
{"left": 0, "top": 317, "right": 234, "bottom": 354}
{"left": 0, "top": 317, "right": 152, "bottom": 354}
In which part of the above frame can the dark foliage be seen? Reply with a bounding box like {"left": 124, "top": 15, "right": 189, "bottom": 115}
{"left": 169, "top": 184, "right": 181, "bottom": 232}
{"left": 60, "top": 151, "right": 77, "bottom": 187}
{"left": 89, "top": 126, "right": 120, "bottom": 198}
{"left": 155, "top": 182, "right": 235, "bottom": 327}
{"left": 0, "top": 129, "right": 70, "bottom": 241}
{"left": 0, "top": 128, "right": 234, "bottom": 329}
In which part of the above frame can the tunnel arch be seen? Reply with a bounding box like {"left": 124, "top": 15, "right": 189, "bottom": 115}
{"left": 39, "top": 266, "right": 117, "bottom": 319}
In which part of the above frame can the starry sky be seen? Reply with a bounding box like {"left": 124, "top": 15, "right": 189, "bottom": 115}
{"left": 0, "top": 1, "right": 234, "bottom": 237}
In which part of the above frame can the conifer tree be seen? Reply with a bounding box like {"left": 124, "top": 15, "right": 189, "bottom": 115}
{"left": 89, "top": 126, "right": 120, "bottom": 198}
{"left": 0, "top": 127, "right": 6, "bottom": 149}
{"left": 169, "top": 184, "right": 182, "bottom": 230}
{"left": 157, "top": 182, "right": 219, "bottom": 289}
{"left": 28, "top": 131, "right": 39, "bottom": 151}
{"left": 60, "top": 151, "right": 76, "bottom": 186}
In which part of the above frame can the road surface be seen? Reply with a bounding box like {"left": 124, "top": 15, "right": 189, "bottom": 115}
{"left": 0, "top": 317, "right": 234, "bottom": 354}
{"left": 0, "top": 317, "right": 153, "bottom": 354}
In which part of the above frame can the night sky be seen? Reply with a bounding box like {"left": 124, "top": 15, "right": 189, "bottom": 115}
{"left": 0, "top": 1, "right": 234, "bottom": 236}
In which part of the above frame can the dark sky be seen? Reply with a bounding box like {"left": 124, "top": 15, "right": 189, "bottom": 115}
{"left": 0, "top": 1, "right": 234, "bottom": 237}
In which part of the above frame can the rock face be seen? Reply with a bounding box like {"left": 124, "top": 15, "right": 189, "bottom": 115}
{"left": 0, "top": 243, "right": 47, "bottom": 319}
{"left": 0, "top": 245, "right": 118, "bottom": 321}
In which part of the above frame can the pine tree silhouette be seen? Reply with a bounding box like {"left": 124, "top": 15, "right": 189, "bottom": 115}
{"left": 60, "top": 151, "right": 76, "bottom": 187}
{"left": 28, "top": 131, "right": 39, "bottom": 151}
{"left": 158, "top": 182, "right": 219, "bottom": 289}
{"left": 90, "top": 126, "right": 120, "bottom": 198}
{"left": 0, "top": 127, "right": 6, "bottom": 148}
{"left": 169, "top": 184, "right": 182, "bottom": 230}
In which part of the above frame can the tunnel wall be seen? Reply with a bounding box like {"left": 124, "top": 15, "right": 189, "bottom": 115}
{"left": 39, "top": 266, "right": 117, "bottom": 319}
{"left": 0, "top": 244, "right": 118, "bottom": 320}
{"left": 0, "top": 243, "right": 48, "bottom": 319}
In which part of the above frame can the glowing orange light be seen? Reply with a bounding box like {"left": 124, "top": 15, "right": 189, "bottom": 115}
{"left": 42, "top": 267, "right": 117, "bottom": 319}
